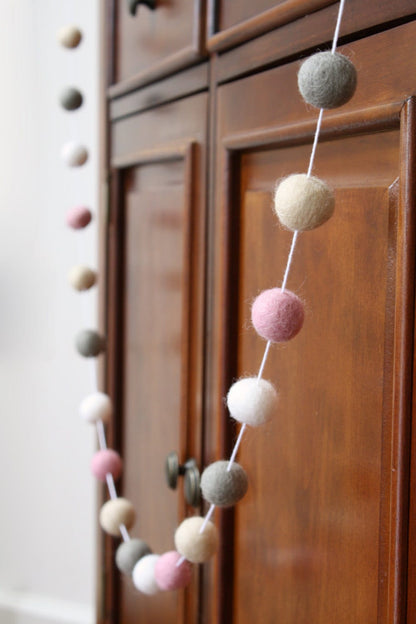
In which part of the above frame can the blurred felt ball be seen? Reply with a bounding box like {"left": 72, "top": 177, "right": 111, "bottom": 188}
{"left": 57, "top": 25, "right": 82, "bottom": 49}
{"left": 59, "top": 87, "right": 83, "bottom": 111}
{"left": 61, "top": 141, "right": 88, "bottom": 167}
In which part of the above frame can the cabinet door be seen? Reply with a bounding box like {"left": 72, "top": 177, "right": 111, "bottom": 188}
{"left": 103, "top": 92, "right": 208, "bottom": 624}
{"left": 206, "top": 21, "right": 416, "bottom": 624}
{"left": 108, "top": 0, "right": 205, "bottom": 96}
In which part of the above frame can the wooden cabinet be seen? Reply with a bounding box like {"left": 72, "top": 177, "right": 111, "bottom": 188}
{"left": 101, "top": 3, "right": 416, "bottom": 623}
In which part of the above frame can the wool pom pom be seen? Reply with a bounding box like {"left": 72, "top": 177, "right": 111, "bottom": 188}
{"left": 274, "top": 174, "right": 335, "bottom": 231}
{"left": 201, "top": 460, "right": 248, "bottom": 507}
{"left": 79, "top": 391, "right": 113, "bottom": 424}
{"left": 116, "top": 539, "right": 152, "bottom": 576}
{"left": 298, "top": 51, "right": 357, "bottom": 109}
{"left": 174, "top": 517, "right": 218, "bottom": 563}
{"left": 61, "top": 141, "right": 88, "bottom": 167}
{"left": 91, "top": 449, "right": 123, "bottom": 482}
{"left": 66, "top": 206, "right": 92, "bottom": 230}
{"left": 57, "top": 25, "right": 82, "bottom": 49}
{"left": 68, "top": 265, "right": 97, "bottom": 291}
{"left": 75, "top": 329, "right": 105, "bottom": 357}
{"left": 251, "top": 287, "right": 304, "bottom": 342}
{"left": 59, "top": 87, "right": 83, "bottom": 111}
{"left": 99, "top": 498, "right": 136, "bottom": 536}
{"left": 154, "top": 551, "right": 192, "bottom": 591}
{"left": 227, "top": 377, "right": 278, "bottom": 427}
{"left": 132, "top": 554, "right": 160, "bottom": 595}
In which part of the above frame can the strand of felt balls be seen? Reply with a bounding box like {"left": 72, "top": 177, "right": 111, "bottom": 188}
{"left": 59, "top": 0, "right": 358, "bottom": 597}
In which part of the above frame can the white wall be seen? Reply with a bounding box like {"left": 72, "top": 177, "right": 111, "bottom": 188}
{"left": 0, "top": 2, "right": 100, "bottom": 623}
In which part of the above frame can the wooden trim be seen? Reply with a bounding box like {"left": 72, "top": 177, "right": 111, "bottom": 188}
{"left": 223, "top": 102, "right": 402, "bottom": 152}
{"left": 206, "top": 0, "right": 336, "bottom": 53}
{"left": 111, "top": 141, "right": 192, "bottom": 169}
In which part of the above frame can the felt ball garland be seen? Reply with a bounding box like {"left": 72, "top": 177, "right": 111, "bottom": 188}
{"left": 60, "top": 0, "right": 356, "bottom": 600}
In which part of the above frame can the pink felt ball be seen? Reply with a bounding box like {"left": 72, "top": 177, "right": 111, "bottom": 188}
{"left": 66, "top": 205, "right": 92, "bottom": 229}
{"left": 154, "top": 551, "right": 192, "bottom": 591}
{"left": 90, "top": 449, "right": 123, "bottom": 482}
{"left": 251, "top": 287, "right": 304, "bottom": 342}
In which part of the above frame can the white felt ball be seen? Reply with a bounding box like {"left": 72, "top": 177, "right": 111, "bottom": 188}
{"left": 79, "top": 391, "right": 113, "bottom": 424}
{"left": 99, "top": 498, "right": 136, "bottom": 536}
{"left": 227, "top": 377, "right": 278, "bottom": 427}
{"left": 174, "top": 516, "right": 218, "bottom": 563}
{"left": 68, "top": 265, "right": 97, "bottom": 291}
{"left": 274, "top": 173, "right": 335, "bottom": 231}
{"left": 57, "top": 25, "right": 82, "bottom": 49}
{"left": 61, "top": 141, "right": 88, "bottom": 167}
{"left": 132, "top": 554, "right": 160, "bottom": 595}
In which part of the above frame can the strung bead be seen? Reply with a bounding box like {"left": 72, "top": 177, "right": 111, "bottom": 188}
{"left": 91, "top": 449, "right": 122, "bottom": 482}
{"left": 298, "top": 51, "right": 357, "bottom": 109}
{"left": 61, "top": 141, "right": 88, "bottom": 167}
{"left": 227, "top": 378, "right": 278, "bottom": 427}
{"left": 79, "top": 391, "right": 113, "bottom": 424}
{"left": 175, "top": 517, "right": 218, "bottom": 563}
{"left": 274, "top": 174, "right": 334, "bottom": 231}
{"left": 154, "top": 551, "right": 192, "bottom": 591}
{"left": 251, "top": 288, "right": 304, "bottom": 343}
{"left": 68, "top": 265, "right": 97, "bottom": 291}
{"left": 75, "top": 329, "right": 105, "bottom": 357}
{"left": 59, "top": 87, "right": 83, "bottom": 111}
{"left": 201, "top": 461, "right": 248, "bottom": 507}
{"left": 116, "top": 539, "right": 152, "bottom": 576}
{"left": 99, "top": 498, "right": 135, "bottom": 536}
{"left": 57, "top": 25, "right": 82, "bottom": 49}
{"left": 66, "top": 206, "right": 92, "bottom": 230}
{"left": 132, "top": 554, "right": 160, "bottom": 595}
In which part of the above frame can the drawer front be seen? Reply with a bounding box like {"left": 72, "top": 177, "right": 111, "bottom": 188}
{"left": 109, "top": 0, "right": 205, "bottom": 96}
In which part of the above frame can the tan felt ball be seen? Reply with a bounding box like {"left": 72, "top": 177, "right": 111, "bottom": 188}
{"left": 57, "top": 25, "right": 82, "bottom": 49}
{"left": 68, "top": 265, "right": 97, "bottom": 291}
{"left": 174, "top": 516, "right": 218, "bottom": 563}
{"left": 274, "top": 173, "right": 335, "bottom": 231}
{"left": 99, "top": 498, "right": 135, "bottom": 536}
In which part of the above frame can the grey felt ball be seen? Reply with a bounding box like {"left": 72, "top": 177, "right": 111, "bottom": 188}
{"left": 59, "top": 87, "right": 83, "bottom": 111}
{"left": 75, "top": 329, "right": 105, "bottom": 357}
{"left": 201, "top": 460, "right": 248, "bottom": 507}
{"left": 116, "top": 538, "right": 152, "bottom": 576}
{"left": 298, "top": 51, "right": 357, "bottom": 109}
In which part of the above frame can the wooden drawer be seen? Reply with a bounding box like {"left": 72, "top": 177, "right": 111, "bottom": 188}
{"left": 108, "top": 0, "right": 206, "bottom": 97}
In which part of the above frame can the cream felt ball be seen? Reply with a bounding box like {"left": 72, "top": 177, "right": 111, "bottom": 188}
{"left": 99, "top": 498, "right": 136, "bottom": 536}
{"left": 79, "top": 391, "right": 113, "bottom": 424}
{"left": 132, "top": 554, "right": 160, "bottom": 595}
{"left": 68, "top": 265, "right": 97, "bottom": 291}
{"left": 57, "top": 25, "right": 82, "bottom": 49}
{"left": 174, "top": 517, "right": 218, "bottom": 563}
{"left": 61, "top": 141, "right": 88, "bottom": 167}
{"left": 116, "top": 539, "right": 152, "bottom": 576}
{"left": 154, "top": 551, "right": 192, "bottom": 591}
{"left": 91, "top": 449, "right": 123, "bottom": 482}
{"left": 251, "top": 287, "right": 304, "bottom": 342}
{"left": 75, "top": 329, "right": 105, "bottom": 357}
{"left": 59, "top": 87, "right": 83, "bottom": 111}
{"left": 201, "top": 460, "right": 248, "bottom": 507}
{"left": 274, "top": 173, "right": 335, "bottom": 231}
{"left": 66, "top": 206, "right": 92, "bottom": 229}
{"left": 298, "top": 51, "right": 357, "bottom": 109}
{"left": 227, "top": 377, "right": 278, "bottom": 427}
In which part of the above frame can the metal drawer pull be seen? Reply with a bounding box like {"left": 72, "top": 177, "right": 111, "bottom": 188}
{"left": 165, "top": 451, "right": 201, "bottom": 508}
{"left": 128, "top": 0, "right": 156, "bottom": 15}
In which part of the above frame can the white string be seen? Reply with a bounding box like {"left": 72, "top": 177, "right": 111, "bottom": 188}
{"left": 331, "top": 0, "right": 346, "bottom": 53}
{"left": 95, "top": 420, "right": 107, "bottom": 450}
{"left": 281, "top": 231, "right": 299, "bottom": 292}
{"left": 306, "top": 108, "right": 324, "bottom": 178}
{"left": 227, "top": 423, "right": 247, "bottom": 471}
{"left": 199, "top": 503, "right": 216, "bottom": 533}
{"left": 257, "top": 341, "right": 272, "bottom": 381}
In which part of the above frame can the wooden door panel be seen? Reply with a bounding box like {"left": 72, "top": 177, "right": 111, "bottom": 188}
{"left": 105, "top": 94, "right": 207, "bottom": 623}
{"left": 109, "top": 0, "right": 205, "bottom": 97}
{"left": 207, "top": 21, "right": 416, "bottom": 624}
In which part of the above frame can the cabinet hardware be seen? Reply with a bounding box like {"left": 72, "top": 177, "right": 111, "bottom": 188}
{"left": 128, "top": 0, "right": 156, "bottom": 16}
{"left": 165, "top": 451, "right": 201, "bottom": 508}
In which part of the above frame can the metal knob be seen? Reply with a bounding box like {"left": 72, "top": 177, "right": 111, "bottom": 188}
{"left": 165, "top": 451, "right": 201, "bottom": 508}
{"left": 128, "top": 0, "right": 156, "bottom": 15}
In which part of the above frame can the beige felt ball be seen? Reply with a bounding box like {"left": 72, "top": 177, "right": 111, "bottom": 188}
{"left": 57, "top": 25, "right": 82, "bottom": 49}
{"left": 61, "top": 141, "right": 88, "bottom": 167}
{"left": 174, "top": 516, "right": 218, "bottom": 563}
{"left": 274, "top": 174, "right": 335, "bottom": 231}
{"left": 99, "top": 498, "right": 136, "bottom": 537}
{"left": 79, "top": 391, "right": 113, "bottom": 424}
{"left": 68, "top": 265, "right": 97, "bottom": 291}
